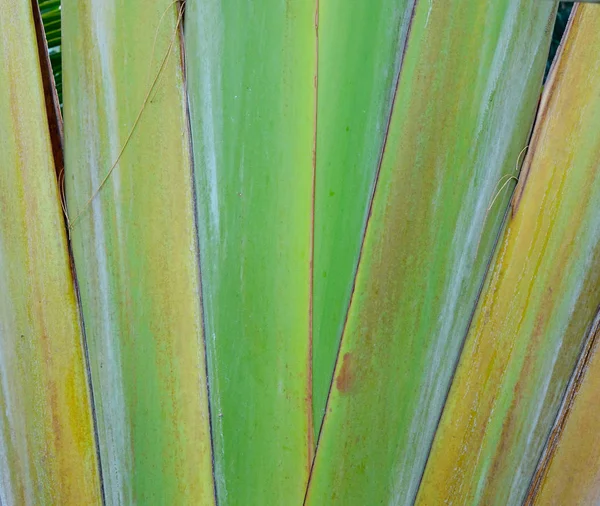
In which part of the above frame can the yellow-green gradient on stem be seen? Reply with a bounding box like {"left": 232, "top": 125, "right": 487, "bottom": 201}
{"left": 305, "top": 1, "right": 555, "bottom": 504}
{"left": 417, "top": 5, "right": 600, "bottom": 504}
{"left": 62, "top": 1, "right": 215, "bottom": 504}
{"left": 0, "top": 1, "right": 101, "bottom": 503}
{"left": 185, "top": 0, "right": 316, "bottom": 504}
{"left": 527, "top": 7, "right": 600, "bottom": 505}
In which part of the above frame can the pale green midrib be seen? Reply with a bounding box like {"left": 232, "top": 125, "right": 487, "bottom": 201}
{"left": 414, "top": 8, "right": 555, "bottom": 501}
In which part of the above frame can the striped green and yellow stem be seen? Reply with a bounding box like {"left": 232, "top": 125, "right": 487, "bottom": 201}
{"left": 527, "top": 314, "right": 600, "bottom": 505}
{"left": 0, "top": 1, "right": 101, "bottom": 503}
{"left": 528, "top": 8, "right": 600, "bottom": 506}
{"left": 417, "top": 5, "right": 600, "bottom": 504}
{"left": 63, "top": 1, "right": 214, "bottom": 504}
{"left": 312, "top": 0, "right": 415, "bottom": 432}
{"left": 306, "top": 1, "right": 555, "bottom": 505}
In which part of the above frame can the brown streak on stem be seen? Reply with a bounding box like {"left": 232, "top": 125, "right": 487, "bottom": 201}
{"left": 32, "top": 2, "right": 106, "bottom": 500}
{"left": 335, "top": 353, "right": 354, "bottom": 394}
{"left": 30, "top": 0, "right": 66, "bottom": 223}
{"left": 524, "top": 306, "right": 600, "bottom": 505}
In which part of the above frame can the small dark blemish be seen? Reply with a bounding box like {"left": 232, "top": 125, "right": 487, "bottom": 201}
{"left": 336, "top": 352, "right": 354, "bottom": 394}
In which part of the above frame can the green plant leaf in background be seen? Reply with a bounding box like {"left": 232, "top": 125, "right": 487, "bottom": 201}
{"left": 0, "top": 1, "right": 100, "bottom": 503}
{"left": 185, "top": 1, "right": 316, "bottom": 504}
{"left": 417, "top": 5, "right": 600, "bottom": 504}
{"left": 305, "top": 1, "right": 555, "bottom": 505}
{"left": 38, "top": 0, "right": 61, "bottom": 102}
{"left": 62, "top": 1, "right": 214, "bottom": 504}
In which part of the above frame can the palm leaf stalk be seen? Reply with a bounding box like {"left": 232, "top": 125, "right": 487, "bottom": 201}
{"left": 417, "top": 5, "right": 600, "bottom": 504}
{"left": 185, "top": 1, "right": 316, "bottom": 504}
{"left": 304, "top": 1, "right": 555, "bottom": 504}
{"left": 524, "top": 7, "right": 600, "bottom": 504}
{"left": 2, "top": 1, "right": 600, "bottom": 505}
{"left": 0, "top": 1, "right": 100, "bottom": 503}
{"left": 62, "top": 1, "right": 214, "bottom": 503}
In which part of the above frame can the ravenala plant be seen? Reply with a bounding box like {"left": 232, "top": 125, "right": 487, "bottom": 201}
{"left": 1, "top": 0, "right": 599, "bottom": 505}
